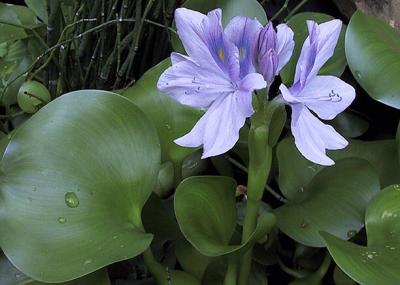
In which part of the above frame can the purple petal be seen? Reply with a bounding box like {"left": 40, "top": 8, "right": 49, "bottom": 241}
{"left": 238, "top": 72, "right": 267, "bottom": 92}
{"left": 225, "top": 16, "right": 262, "bottom": 78}
{"left": 279, "top": 83, "right": 300, "bottom": 104}
{"left": 294, "top": 19, "right": 342, "bottom": 86}
{"left": 174, "top": 8, "right": 212, "bottom": 63}
{"left": 275, "top": 24, "right": 295, "bottom": 74}
{"left": 296, "top": 75, "right": 355, "bottom": 120}
{"left": 200, "top": 9, "right": 240, "bottom": 81}
{"left": 157, "top": 57, "right": 233, "bottom": 108}
{"left": 175, "top": 93, "right": 250, "bottom": 158}
{"left": 290, "top": 104, "right": 348, "bottom": 166}
{"left": 170, "top": 52, "right": 190, "bottom": 64}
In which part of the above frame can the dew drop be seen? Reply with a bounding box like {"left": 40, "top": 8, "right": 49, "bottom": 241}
{"left": 64, "top": 192, "right": 79, "bottom": 208}
{"left": 299, "top": 187, "right": 305, "bottom": 193}
{"left": 300, "top": 221, "right": 308, "bottom": 228}
{"left": 367, "top": 254, "right": 374, "bottom": 259}
{"left": 113, "top": 235, "right": 118, "bottom": 239}
{"left": 27, "top": 197, "right": 33, "bottom": 202}
{"left": 165, "top": 124, "right": 171, "bottom": 130}
{"left": 32, "top": 186, "right": 37, "bottom": 192}
{"left": 57, "top": 217, "right": 66, "bottom": 224}
{"left": 347, "top": 230, "right": 357, "bottom": 238}
{"left": 355, "top": 70, "right": 362, "bottom": 79}
{"left": 84, "top": 259, "right": 92, "bottom": 265}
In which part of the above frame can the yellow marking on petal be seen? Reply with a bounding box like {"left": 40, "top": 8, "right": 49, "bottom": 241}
{"left": 218, "top": 47, "right": 225, "bottom": 63}
{"left": 239, "top": 47, "right": 246, "bottom": 60}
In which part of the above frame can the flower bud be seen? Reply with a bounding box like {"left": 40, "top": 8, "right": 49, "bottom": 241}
{"left": 258, "top": 23, "right": 279, "bottom": 85}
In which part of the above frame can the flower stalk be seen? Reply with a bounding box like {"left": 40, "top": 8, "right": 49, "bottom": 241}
{"left": 238, "top": 91, "right": 274, "bottom": 285}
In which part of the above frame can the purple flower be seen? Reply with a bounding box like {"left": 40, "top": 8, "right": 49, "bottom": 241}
{"left": 279, "top": 20, "right": 355, "bottom": 166}
{"left": 158, "top": 8, "right": 266, "bottom": 158}
{"left": 257, "top": 23, "right": 295, "bottom": 85}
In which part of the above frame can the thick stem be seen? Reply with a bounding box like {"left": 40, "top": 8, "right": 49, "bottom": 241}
{"left": 238, "top": 122, "right": 272, "bottom": 285}
{"left": 142, "top": 248, "right": 168, "bottom": 284}
{"left": 224, "top": 258, "right": 238, "bottom": 285}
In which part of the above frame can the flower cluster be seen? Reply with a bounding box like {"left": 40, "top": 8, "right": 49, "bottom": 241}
{"left": 158, "top": 8, "right": 355, "bottom": 166}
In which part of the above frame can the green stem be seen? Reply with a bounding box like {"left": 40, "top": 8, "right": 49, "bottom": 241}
{"left": 269, "top": 0, "right": 290, "bottom": 22}
{"left": 284, "top": 0, "right": 310, "bottom": 21}
{"left": 238, "top": 94, "right": 285, "bottom": 284}
{"left": 142, "top": 248, "right": 169, "bottom": 284}
{"left": 238, "top": 123, "right": 272, "bottom": 285}
{"left": 224, "top": 258, "right": 238, "bottom": 285}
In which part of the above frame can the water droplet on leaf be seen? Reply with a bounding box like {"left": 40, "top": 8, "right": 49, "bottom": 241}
{"left": 84, "top": 259, "right": 92, "bottom": 265}
{"left": 64, "top": 192, "right": 79, "bottom": 208}
{"left": 355, "top": 70, "right": 362, "bottom": 79}
{"left": 57, "top": 217, "right": 66, "bottom": 224}
{"left": 347, "top": 230, "right": 357, "bottom": 238}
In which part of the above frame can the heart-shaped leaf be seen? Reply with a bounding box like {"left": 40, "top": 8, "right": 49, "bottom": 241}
{"left": 1, "top": 253, "right": 110, "bottom": 285}
{"left": 322, "top": 184, "right": 400, "bottom": 285}
{"left": 175, "top": 239, "right": 211, "bottom": 280}
{"left": 0, "top": 90, "right": 160, "bottom": 282}
{"left": 329, "top": 111, "right": 369, "bottom": 138}
{"left": 275, "top": 158, "right": 380, "bottom": 247}
{"left": 277, "top": 138, "right": 400, "bottom": 201}
{"left": 346, "top": 10, "right": 400, "bottom": 109}
{"left": 175, "top": 176, "right": 276, "bottom": 256}
{"left": 122, "top": 59, "right": 202, "bottom": 176}
{"left": 280, "top": 12, "right": 347, "bottom": 85}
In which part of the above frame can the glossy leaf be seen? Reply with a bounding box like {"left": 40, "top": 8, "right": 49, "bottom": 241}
{"left": 275, "top": 158, "right": 380, "bottom": 247}
{"left": 175, "top": 239, "right": 211, "bottom": 280}
{"left": 329, "top": 111, "right": 369, "bottom": 138}
{"left": 277, "top": 138, "right": 400, "bottom": 201}
{"left": 0, "top": 253, "right": 110, "bottom": 285}
{"left": 280, "top": 12, "right": 347, "bottom": 85}
{"left": 322, "top": 184, "right": 400, "bottom": 285}
{"left": 122, "top": 59, "right": 202, "bottom": 169}
{"left": 25, "top": 0, "right": 48, "bottom": 24}
{"left": 346, "top": 10, "right": 400, "bottom": 109}
{"left": 171, "top": 0, "right": 267, "bottom": 53}
{"left": 0, "top": 90, "right": 160, "bottom": 282}
{"left": 175, "top": 176, "right": 276, "bottom": 256}
{"left": 0, "top": 42, "right": 33, "bottom": 108}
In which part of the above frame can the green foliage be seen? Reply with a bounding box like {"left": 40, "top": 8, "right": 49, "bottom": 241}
{"left": 174, "top": 176, "right": 276, "bottom": 256}
{"left": 275, "top": 158, "right": 380, "bottom": 247}
{"left": 346, "top": 10, "right": 400, "bottom": 109}
{"left": 0, "top": 90, "right": 160, "bottom": 282}
{"left": 323, "top": 185, "right": 400, "bottom": 285}
{"left": 122, "top": 59, "right": 202, "bottom": 175}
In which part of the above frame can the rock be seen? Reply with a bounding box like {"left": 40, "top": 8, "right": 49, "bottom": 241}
{"left": 333, "top": 0, "right": 400, "bottom": 31}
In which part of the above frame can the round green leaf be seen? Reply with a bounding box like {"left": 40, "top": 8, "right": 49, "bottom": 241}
{"left": 175, "top": 239, "right": 211, "bottom": 280}
{"left": 122, "top": 59, "right": 202, "bottom": 167}
{"left": 280, "top": 12, "right": 347, "bottom": 85}
{"left": 1, "top": 253, "right": 111, "bottom": 285}
{"left": 277, "top": 138, "right": 400, "bottom": 201}
{"left": 346, "top": 10, "right": 400, "bottom": 109}
{"left": 175, "top": 176, "right": 276, "bottom": 256}
{"left": 0, "top": 90, "right": 160, "bottom": 282}
{"left": 329, "top": 111, "right": 369, "bottom": 138}
{"left": 171, "top": 0, "right": 267, "bottom": 53}
{"left": 322, "top": 184, "right": 400, "bottom": 285}
{"left": 275, "top": 158, "right": 380, "bottom": 247}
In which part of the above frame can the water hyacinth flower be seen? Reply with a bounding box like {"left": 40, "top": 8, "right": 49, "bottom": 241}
{"left": 279, "top": 20, "right": 355, "bottom": 166}
{"left": 257, "top": 23, "right": 294, "bottom": 85}
{"left": 157, "top": 8, "right": 266, "bottom": 158}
